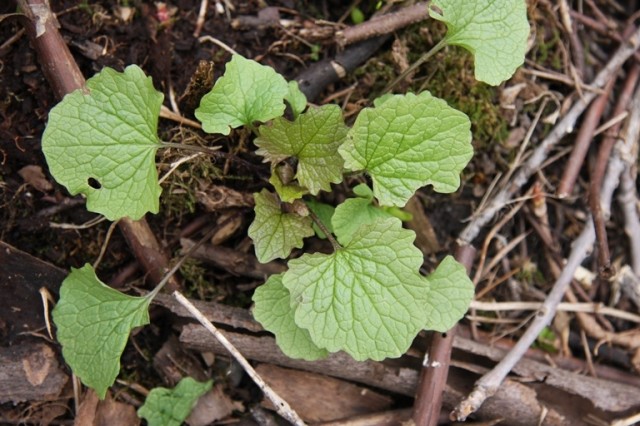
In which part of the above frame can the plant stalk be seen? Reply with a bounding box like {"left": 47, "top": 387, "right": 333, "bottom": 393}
{"left": 308, "top": 209, "right": 341, "bottom": 251}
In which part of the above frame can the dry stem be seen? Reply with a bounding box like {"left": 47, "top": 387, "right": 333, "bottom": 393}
{"left": 451, "top": 71, "right": 640, "bottom": 422}
{"left": 458, "top": 25, "right": 640, "bottom": 246}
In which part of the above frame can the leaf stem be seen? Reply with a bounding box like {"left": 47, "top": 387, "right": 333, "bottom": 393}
{"left": 160, "top": 141, "right": 222, "bottom": 156}
{"left": 383, "top": 37, "right": 448, "bottom": 94}
{"left": 308, "top": 208, "right": 341, "bottom": 251}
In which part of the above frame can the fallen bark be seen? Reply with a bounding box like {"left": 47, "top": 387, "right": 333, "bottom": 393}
{"left": 0, "top": 342, "right": 68, "bottom": 404}
{"left": 160, "top": 293, "right": 640, "bottom": 424}
{"left": 179, "top": 325, "right": 576, "bottom": 424}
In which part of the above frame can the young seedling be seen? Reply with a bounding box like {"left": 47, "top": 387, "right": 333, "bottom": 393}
{"left": 42, "top": 0, "right": 529, "bottom": 408}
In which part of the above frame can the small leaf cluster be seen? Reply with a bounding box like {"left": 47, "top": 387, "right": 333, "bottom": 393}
{"left": 236, "top": 69, "right": 477, "bottom": 360}
{"left": 138, "top": 377, "right": 212, "bottom": 426}
{"left": 41, "top": 0, "right": 529, "bottom": 404}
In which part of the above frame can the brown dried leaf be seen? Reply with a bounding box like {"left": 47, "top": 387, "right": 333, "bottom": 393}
{"left": 18, "top": 165, "right": 53, "bottom": 192}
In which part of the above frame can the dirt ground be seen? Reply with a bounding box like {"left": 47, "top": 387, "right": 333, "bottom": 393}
{"left": 2, "top": 0, "right": 640, "bottom": 425}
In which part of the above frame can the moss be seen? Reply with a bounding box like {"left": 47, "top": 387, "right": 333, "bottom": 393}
{"left": 530, "top": 24, "right": 564, "bottom": 72}
{"left": 179, "top": 257, "right": 218, "bottom": 300}
{"left": 156, "top": 127, "right": 223, "bottom": 224}
{"left": 350, "top": 22, "right": 510, "bottom": 148}
{"left": 413, "top": 46, "right": 509, "bottom": 147}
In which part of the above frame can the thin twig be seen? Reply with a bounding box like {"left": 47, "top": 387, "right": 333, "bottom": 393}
{"left": 146, "top": 227, "right": 219, "bottom": 300}
{"left": 49, "top": 215, "right": 106, "bottom": 229}
{"left": 522, "top": 66, "right": 604, "bottom": 93}
{"left": 593, "top": 111, "right": 629, "bottom": 136}
{"left": 459, "top": 25, "right": 640, "bottom": 246}
{"left": 469, "top": 301, "right": 640, "bottom": 323}
{"left": 198, "top": 35, "right": 239, "bottom": 55}
{"left": 172, "top": 292, "right": 306, "bottom": 426}
{"left": 0, "top": 27, "right": 25, "bottom": 57}
{"left": 580, "top": 329, "right": 598, "bottom": 377}
{"left": 618, "top": 166, "right": 640, "bottom": 274}
{"left": 411, "top": 244, "right": 476, "bottom": 425}
{"left": 93, "top": 219, "right": 120, "bottom": 270}
{"left": 556, "top": 78, "right": 615, "bottom": 198}
{"left": 193, "top": 0, "right": 208, "bottom": 37}
{"left": 473, "top": 200, "right": 528, "bottom": 286}
{"left": 159, "top": 105, "right": 202, "bottom": 129}
{"left": 336, "top": 2, "right": 430, "bottom": 47}
{"left": 452, "top": 73, "right": 640, "bottom": 422}
{"left": 158, "top": 153, "right": 204, "bottom": 185}
{"left": 571, "top": 10, "right": 640, "bottom": 63}
{"left": 160, "top": 141, "right": 221, "bottom": 156}
{"left": 589, "top": 63, "right": 640, "bottom": 276}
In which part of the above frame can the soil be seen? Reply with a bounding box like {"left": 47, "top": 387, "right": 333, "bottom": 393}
{"left": 2, "top": 0, "right": 640, "bottom": 425}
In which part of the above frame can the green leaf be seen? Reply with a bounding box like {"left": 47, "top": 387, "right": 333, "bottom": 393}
{"left": 283, "top": 217, "right": 429, "bottom": 361}
{"left": 253, "top": 274, "right": 329, "bottom": 360}
{"left": 339, "top": 92, "right": 472, "bottom": 207}
{"left": 350, "top": 6, "right": 365, "bottom": 24}
{"left": 430, "top": 0, "right": 530, "bottom": 85}
{"left": 269, "top": 168, "right": 308, "bottom": 203}
{"left": 52, "top": 264, "right": 151, "bottom": 399}
{"left": 332, "top": 184, "right": 395, "bottom": 245}
{"left": 42, "top": 65, "right": 163, "bottom": 221}
{"left": 248, "top": 189, "right": 314, "bottom": 263}
{"left": 285, "top": 81, "right": 307, "bottom": 118}
{"left": 137, "top": 377, "right": 213, "bottom": 426}
{"left": 256, "top": 105, "right": 348, "bottom": 195}
{"left": 423, "top": 256, "right": 474, "bottom": 332}
{"left": 195, "top": 54, "right": 289, "bottom": 134}
{"left": 305, "top": 199, "right": 335, "bottom": 239}
{"left": 381, "top": 205, "right": 413, "bottom": 222}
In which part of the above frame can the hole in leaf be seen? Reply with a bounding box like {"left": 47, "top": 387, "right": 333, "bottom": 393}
{"left": 87, "top": 177, "right": 102, "bottom": 189}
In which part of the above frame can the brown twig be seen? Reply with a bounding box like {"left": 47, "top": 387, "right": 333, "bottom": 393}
{"left": 561, "top": 0, "right": 586, "bottom": 79}
{"left": 451, "top": 69, "right": 640, "bottom": 422}
{"left": 565, "top": 288, "right": 640, "bottom": 355}
{"left": 585, "top": 0, "right": 617, "bottom": 30}
{"left": 459, "top": 25, "right": 640, "bottom": 247}
{"left": 16, "top": 0, "right": 85, "bottom": 99}
{"left": 589, "top": 63, "right": 640, "bottom": 278}
{"left": 16, "top": 0, "right": 181, "bottom": 292}
{"left": 556, "top": 78, "right": 615, "bottom": 198}
{"left": 411, "top": 243, "right": 475, "bottom": 426}
{"left": 571, "top": 11, "right": 640, "bottom": 63}
{"left": 335, "top": 2, "right": 430, "bottom": 47}
{"left": 297, "top": 0, "right": 433, "bottom": 101}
